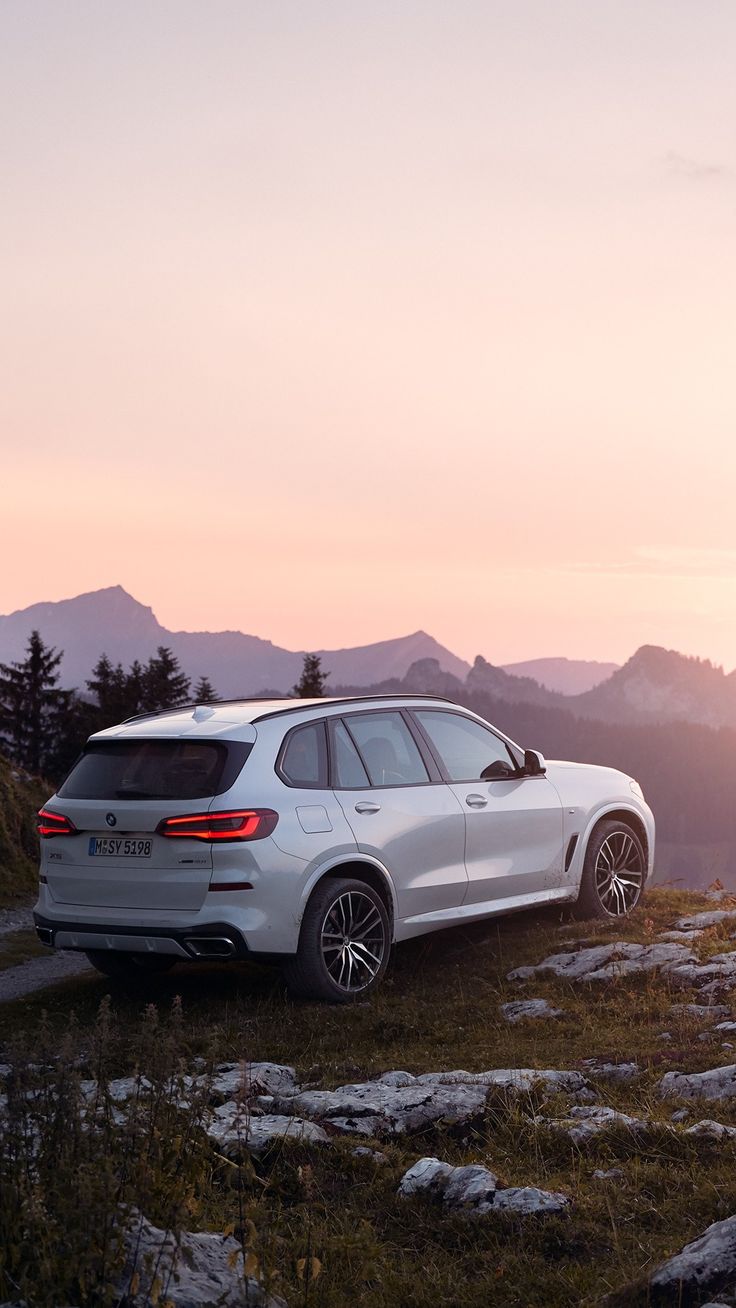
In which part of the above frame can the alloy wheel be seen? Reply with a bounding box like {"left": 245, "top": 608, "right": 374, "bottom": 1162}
{"left": 320, "top": 890, "right": 388, "bottom": 993}
{"left": 594, "top": 830, "right": 644, "bottom": 915}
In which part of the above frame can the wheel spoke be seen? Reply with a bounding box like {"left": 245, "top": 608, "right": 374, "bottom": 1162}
{"left": 594, "top": 830, "right": 643, "bottom": 917}
{"left": 320, "top": 891, "right": 387, "bottom": 993}
{"left": 350, "top": 940, "right": 383, "bottom": 969}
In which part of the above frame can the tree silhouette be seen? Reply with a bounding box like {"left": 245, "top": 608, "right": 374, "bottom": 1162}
{"left": 293, "top": 653, "right": 329, "bottom": 698}
{"left": 0, "top": 631, "right": 74, "bottom": 774}
{"left": 142, "top": 647, "right": 191, "bottom": 712}
{"left": 194, "top": 676, "right": 218, "bottom": 703}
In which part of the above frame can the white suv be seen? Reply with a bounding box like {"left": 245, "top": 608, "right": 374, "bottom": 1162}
{"left": 34, "top": 695, "right": 655, "bottom": 1002}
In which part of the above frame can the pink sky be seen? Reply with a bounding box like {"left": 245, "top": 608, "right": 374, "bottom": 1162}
{"left": 2, "top": 2, "right": 735, "bottom": 667}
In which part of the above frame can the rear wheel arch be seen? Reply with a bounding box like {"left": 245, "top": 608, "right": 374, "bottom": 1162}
{"left": 304, "top": 858, "right": 396, "bottom": 931}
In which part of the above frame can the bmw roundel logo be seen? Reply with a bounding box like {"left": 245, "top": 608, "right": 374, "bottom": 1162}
{"left": 105, "top": 813, "right": 117, "bottom": 828}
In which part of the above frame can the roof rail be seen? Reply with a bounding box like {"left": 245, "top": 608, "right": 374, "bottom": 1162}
{"left": 120, "top": 692, "right": 456, "bottom": 726}
{"left": 251, "top": 692, "right": 456, "bottom": 723}
{"left": 120, "top": 696, "right": 295, "bottom": 724}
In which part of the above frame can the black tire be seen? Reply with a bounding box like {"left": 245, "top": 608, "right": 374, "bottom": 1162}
{"left": 575, "top": 818, "right": 646, "bottom": 920}
{"left": 85, "top": 950, "right": 178, "bottom": 979}
{"left": 283, "top": 877, "right": 391, "bottom": 1003}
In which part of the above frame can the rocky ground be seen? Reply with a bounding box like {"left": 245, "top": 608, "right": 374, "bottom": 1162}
{"left": 5, "top": 887, "right": 736, "bottom": 1305}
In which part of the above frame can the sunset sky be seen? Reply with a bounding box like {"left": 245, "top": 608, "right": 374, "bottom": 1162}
{"left": 2, "top": 2, "right": 735, "bottom": 667}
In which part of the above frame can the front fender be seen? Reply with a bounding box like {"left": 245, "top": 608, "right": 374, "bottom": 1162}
{"left": 571, "top": 801, "right": 655, "bottom": 892}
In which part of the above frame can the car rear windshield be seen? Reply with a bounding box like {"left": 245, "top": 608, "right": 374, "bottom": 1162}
{"left": 57, "top": 739, "right": 252, "bottom": 801}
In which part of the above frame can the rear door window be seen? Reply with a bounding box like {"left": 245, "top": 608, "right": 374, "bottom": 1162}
{"left": 57, "top": 740, "right": 241, "bottom": 800}
{"left": 343, "top": 711, "right": 429, "bottom": 787}
{"left": 330, "top": 719, "right": 370, "bottom": 788}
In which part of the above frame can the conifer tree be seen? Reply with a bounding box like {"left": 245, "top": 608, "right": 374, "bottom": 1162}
{"left": 87, "top": 654, "right": 133, "bottom": 726}
{"left": 125, "top": 660, "right": 146, "bottom": 717}
{"left": 194, "top": 675, "right": 218, "bottom": 703}
{"left": 293, "top": 653, "right": 329, "bottom": 698}
{"left": 0, "top": 631, "right": 74, "bottom": 774}
{"left": 142, "top": 647, "right": 191, "bottom": 712}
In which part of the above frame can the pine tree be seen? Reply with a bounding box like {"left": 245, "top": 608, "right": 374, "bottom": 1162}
{"left": 0, "top": 630, "right": 75, "bottom": 774}
{"left": 125, "top": 660, "right": 146, "bottom": 717}
{"left": 142, "top": 647, "right": 191, "bottom": 712}
{"left": 87, "top": 654, "right": 133, "bottom": 727}
{"left": 293, "top": 653, "right": 329, "bottom": 698}
{"left": 194, "top": 676, "right": 218, "bottom": 703}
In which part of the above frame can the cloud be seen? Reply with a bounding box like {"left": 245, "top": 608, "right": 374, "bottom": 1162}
{"left": 664, "top": 151, "right": 730, "bottom": 181}
{"left": 564, "top": 547, "right": 736, "bottom": 579}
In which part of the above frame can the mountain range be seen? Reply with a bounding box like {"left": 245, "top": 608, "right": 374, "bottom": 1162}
{"left": 1, "top": 586, "right": 733, "bottom": 729}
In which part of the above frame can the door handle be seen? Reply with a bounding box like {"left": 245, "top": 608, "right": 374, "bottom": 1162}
{"left": 465, "top": 794, "right": 488, "bottom": 809}
{"left": 355, "top": 802, "right": 381, "bottom": 814}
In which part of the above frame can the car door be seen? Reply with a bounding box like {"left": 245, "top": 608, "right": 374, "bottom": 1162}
{"left": 331, "top": 710, "right": 468, "bottom": 918}
{"left": 411, "top": 708, "right": 564, "bottom": 906}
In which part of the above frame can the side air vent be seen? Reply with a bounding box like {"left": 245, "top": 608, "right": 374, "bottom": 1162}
{"left": 564, "top": 833, "right": 579, "bottom": 872}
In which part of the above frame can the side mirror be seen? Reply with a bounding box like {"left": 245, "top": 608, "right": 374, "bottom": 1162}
{"left": 481, "top": 759, "right": 514, "bottom": 780}
{"left": 523, "top": 749, "right": 546, "bottom": 776}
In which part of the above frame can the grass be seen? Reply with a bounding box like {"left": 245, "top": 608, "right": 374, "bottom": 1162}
{"left": 0, "top": 927, "right": 46, "bottom": 971}
{"left": 2, "top": 885, "right": 736, "bottom": 1306}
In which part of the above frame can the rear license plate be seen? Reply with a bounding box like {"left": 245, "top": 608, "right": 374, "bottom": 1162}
{"left": 88, "top": 837, "right": 153, "bottom": 858}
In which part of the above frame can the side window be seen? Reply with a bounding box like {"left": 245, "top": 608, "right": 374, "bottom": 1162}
{"left": 414, "top": 710, "right": 517, "bottom": 782}
{"left": 280, "top": 722, "right": 328, "bottom": 788}
{"left": 331, "top": 720, "right": 370, "bottom": 788}
{"left": 344, "top": 712, "right": 429, "bottom": 787}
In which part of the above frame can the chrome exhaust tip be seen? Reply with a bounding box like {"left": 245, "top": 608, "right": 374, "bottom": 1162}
{"left": 185, "top": 937, "right": 236, "bottom": 959}
{"left": 36, "top": 926, "right": 54, "bottom": 947}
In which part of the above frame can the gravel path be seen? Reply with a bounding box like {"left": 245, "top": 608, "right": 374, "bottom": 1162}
{"left": 0, "top": 904, "right": 93, "bottom": 1002}
{"left": 0, "top": 950, "right": 93, "bottom": 1003}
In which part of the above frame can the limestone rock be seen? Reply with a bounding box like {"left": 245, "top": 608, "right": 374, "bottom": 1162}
{"left": 647, "top": 1211, "right": 736, "bottom": 1300}
{"left": 685, "top": 1119, "right": 736, "bottom": 1141}
{"left": 206, "top": 1106, "right": 329, "bottom": 1155}
{"left": 492, "top": 1186, "right": 569, "bottom": 1213}
{"left": 675, "top": 910, "right": 736, "bottom": 930}
{"left": 276, "top": 1068, "right": 588, "bottom": 1136}
{"left": 670, "top": 1004, "right": 731, "bottom": 1021}
{"left": 508, "top": 941, "right": 694, "bottom": 984}
{"left": 666, "top": 954, "right": 736, "bottom": 993}
{"left": 500, "top": 999, "right": 566, "bottom": 1023}
{"left": 398, "top": 1156, "right": 568, "bottom": 1216}
{"left": 119, "top": 1210, "right": 284, "bottom": 1307}
{"left": 581, "top": 1060, "right": 640, "bottom": 1083}
{"left": 659, "top": 1064, "right": 736, "bottom": 1101}
{"left": 537, "top": 1105, "right": 651, "bottom": 1144}
{"left": 209, "top": 1062, "right": 299, "bottom": 1101}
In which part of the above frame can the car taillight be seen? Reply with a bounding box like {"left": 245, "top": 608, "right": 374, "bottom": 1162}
{"left": 157, "top": 809, "right": 278, "bottom": 841}
{"left": 37, "top": 809, "right": 76, "bottom": 837}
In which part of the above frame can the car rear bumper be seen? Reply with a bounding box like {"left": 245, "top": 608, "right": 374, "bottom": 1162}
{"left": 31, "top": 912, "right": 283, "bottom": 961}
